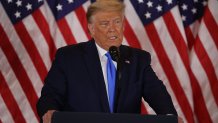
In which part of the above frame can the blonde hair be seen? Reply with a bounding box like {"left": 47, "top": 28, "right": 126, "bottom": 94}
{"left": 86, "top": 0, "right": 125, "bottom": 23}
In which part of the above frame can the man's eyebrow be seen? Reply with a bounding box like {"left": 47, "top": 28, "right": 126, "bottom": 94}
{"left": 99, "top": 20, "right": 109, "bottom": 22}
{"left": 99, "top": 20, "right": 109, "bottom": 24}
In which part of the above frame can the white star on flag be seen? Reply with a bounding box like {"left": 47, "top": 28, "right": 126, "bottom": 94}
{"left": 202, "top": 1, "right": 207, "bottom": 6}
{"left": 56, "top": 4, "right": 63, "bottom": 11}
{"left": 166, "top": 0, "right": 173, "bottom": 5}
{"left": 156, "top": 5, "right": 162, "bottom": 12}
{"left": 147, "top": 1, "right": 153, "bottom": 8}
{"left": 26, "top": 3, "right": 32, "bottom": 11}
{"left": 181, "top": 4, "right": 188, "bottom": 11}
{"left": 14, "top": 11, "right": 21, "bottom": 18}
{"left": 145, "top": 12, "right": 151, "bottom": 19}
{"left": 68, "top": 0, "right": 74, "bottom": 4}
{"left": 16, "top": 0, "right": 22, "bottom": 7}
{"left": 138, "top": 0, "right": 144, "bottom": 3}
{"left": 8, "top": 0, "right": 13, "bottom": 3}
{"left": 181, "top": 15, "right": 186, "bottom": 21}
{"left": 191, "top": 8, "right": 197, "bottom": 14}
{"left": 194, "top": 0, "right": 198, "bottom": 3}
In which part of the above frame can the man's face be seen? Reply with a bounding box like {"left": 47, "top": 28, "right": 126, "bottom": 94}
{"left": 88, "top": 11, "right": 124, "bottom": 51}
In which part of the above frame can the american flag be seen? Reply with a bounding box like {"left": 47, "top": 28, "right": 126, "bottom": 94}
{"left": 0, "top": 0, "right": 217, "bottom": 122}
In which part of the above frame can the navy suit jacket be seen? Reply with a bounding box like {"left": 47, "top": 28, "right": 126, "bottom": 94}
{"left": 37, "top": 40, "right": 177, "bottom": 118}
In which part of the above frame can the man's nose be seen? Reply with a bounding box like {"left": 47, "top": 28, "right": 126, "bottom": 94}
{"left": 108, "top": 23, "right": 116, "bottom": 32}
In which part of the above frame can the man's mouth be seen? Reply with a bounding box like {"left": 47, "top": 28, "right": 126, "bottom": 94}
{"left": 109, "top": 36, "right": 118, "bottom": 40}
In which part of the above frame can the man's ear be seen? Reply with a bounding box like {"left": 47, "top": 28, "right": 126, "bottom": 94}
{"left": 88, "top": 23, "right": 94, "bottom": 35}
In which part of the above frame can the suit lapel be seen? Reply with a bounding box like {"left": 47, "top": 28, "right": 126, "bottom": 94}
{"left": 82, "top": 42, "right": 132, "bottom": 112}
{"left": 116, "top": 45, "right": 132, "bottom": 111}
{"left": 83, "top": 40, "right": 110, "bottom": 112}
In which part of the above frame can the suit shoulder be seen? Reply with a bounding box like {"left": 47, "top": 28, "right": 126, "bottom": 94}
{"left": 56, "top": 41, "right": 94, "bottom": 57}
{"left": 57, "top": 41, "right": 89, "bottom": 54}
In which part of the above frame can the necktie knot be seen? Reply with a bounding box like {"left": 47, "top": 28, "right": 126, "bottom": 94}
{"left": 105, "top": 52, "right": 112, "bottom": 60}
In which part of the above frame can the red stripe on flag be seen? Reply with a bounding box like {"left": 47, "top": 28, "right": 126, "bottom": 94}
{"left": 163, "top": 12, "right": 212, "bottom": 122}
{"left": 186, "top": 26, "right": 214, "bottom": 123}
{"left": 123, "top": 18, "right": 147, "bottom": 113}
{"left": 145, "top": 23, "right": 195, "bottom": 123}
{"left": 124, "top": 19, "right": 142, "bottom": 49}
{"left": 163, "top": 12, "right": 189, "bottom": 65}
{"left": 140, "top": 103, "right": 148, "bottom": 114}
{"left": 57, "top": 18, "right": 77, "bottom": 45}
{"left": 194, "top": 36, "right": 218, "bottom": 106}
{"left": 185, "top": 27, "right": 195, "bottom": 50}
{"left": 0, "top": 72, "right": 26, "bottom": 123}
{"left": 75, "top": 6, "right": 92, "bottom": 40}
{"left": 32, "top": 9, "right": 57, "bottom": 61}
{"left": 0, "top": 24, "right": 39, "bottom": 122}
{"left": 14, "top": 22, "right": 48, "bottom": 83}
{"left": 203, "top": 7, "right": 218, "bottom": 49}
{"left": 190, "top": 71, "right": 213, "bottom": 123}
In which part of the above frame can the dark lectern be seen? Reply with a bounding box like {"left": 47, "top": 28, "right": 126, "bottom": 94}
{"left": 51, "top": 112, "right": 178, "bottom": 123}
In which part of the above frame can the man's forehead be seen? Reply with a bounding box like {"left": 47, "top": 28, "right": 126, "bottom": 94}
{"left": 95, "top": 12, "right": 123, "bottom": 20}
{"left": 98, "top": 16, "right": 122, "bottom": 21}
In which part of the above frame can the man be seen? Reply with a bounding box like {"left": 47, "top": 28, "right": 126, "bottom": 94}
{"left": 37, "top": 0, "right": 178, "bottom": 123}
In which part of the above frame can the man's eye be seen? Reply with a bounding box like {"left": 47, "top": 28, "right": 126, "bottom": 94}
{"left": 115, "top": 20, "right": 122, "bottom": 26}
{"left": 116, "top": 20, "right": 121, "bottom": 24}
{"left": 100, "top": 23, "right": 108, "bottom": 27}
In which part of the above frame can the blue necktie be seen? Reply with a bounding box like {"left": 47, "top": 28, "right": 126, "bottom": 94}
{"left": 105, "top": 52, "right": 116, "bottom": 113}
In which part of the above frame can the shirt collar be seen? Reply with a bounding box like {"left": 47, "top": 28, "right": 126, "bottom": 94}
{"left": 95, "top": 42, "right": 107, "bottom": 60}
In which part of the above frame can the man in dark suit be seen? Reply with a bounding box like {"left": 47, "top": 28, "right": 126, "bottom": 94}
{"left": 37, "top": 0, "right": 178, "bottom": 123}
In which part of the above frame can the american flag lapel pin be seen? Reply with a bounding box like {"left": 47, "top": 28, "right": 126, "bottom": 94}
{"left": 125, "top": 60, "right": 130, "bottom": 64}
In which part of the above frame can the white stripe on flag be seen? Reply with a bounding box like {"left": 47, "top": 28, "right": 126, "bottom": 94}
{"left": 124, "top": 0, "right": 187, "bottom": 118}
{"left": 0, "top": 95, "right": 14, "bottom": 123}
{"left": 40, "top": 1, "right": 67, "bottom": 49}
{"left": 0, "top": 5, "right": 43, "bottom": 98}
{"left": 199, "top": 22, "right": 218, "bottom": 76}
{"left": 0, "top": 49, "right": 38, "bottom": 123}
{"left": 151, "top": 53, "right": 187, "bottom": 122}
{"left": 153, "top": 16, "right": 193, "bottom": 108}
{"left": 65, "top": 11, "right": 89, "bottom": 43}
{"left": 122, "top": 37, "right": 130, "bottom": 46}
{"left": 82, "top": 1, "right": 91, "bottom": 12}
{"left": 22, "top": 15, "right": 51, "bottom": 70}
{"left": 190, "top": 50, "right": 218, "bottom": 122}
{"left": 189, "top": 21, "right": 200, "bottom": 38}
{"left": 124, "top": 0, "right": 150, "bottom": 51}
{"left": 209, "top": 0, "right": 218, "bottom": 24}
{"left": 124, "top": 2, "right": 188, "bottom": 120}
{"left": 171, "top": 6, "right": 187, "bottom": 44}
{"left": 141, "top": 98, "right": 155, "bottom": 114}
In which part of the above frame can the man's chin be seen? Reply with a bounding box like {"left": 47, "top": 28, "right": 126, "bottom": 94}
{"left": 108, "top": 44, "right": 121, "bottom": 50}
{"left": 108, "top": 41, "right": 122, "bottom": 46}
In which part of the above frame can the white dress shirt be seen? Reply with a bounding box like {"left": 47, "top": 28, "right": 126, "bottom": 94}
{"left": 95, "top": 43, "right": 117, "bottom": 99}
